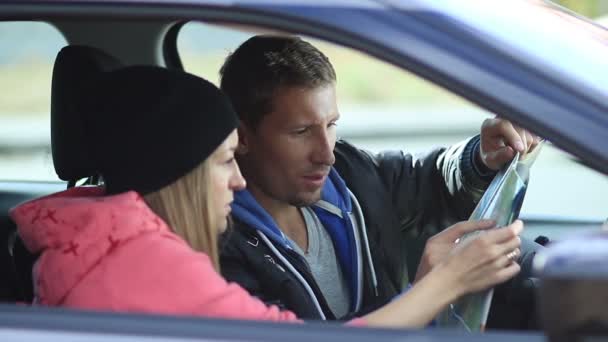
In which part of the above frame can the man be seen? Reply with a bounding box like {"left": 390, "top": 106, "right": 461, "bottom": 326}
{"left": 218, "top": 35, "right": 541, "bottom": 327}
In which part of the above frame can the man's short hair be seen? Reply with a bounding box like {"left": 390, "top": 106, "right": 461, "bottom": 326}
{"left": 220, "top": 35, "right": 336, "bottom": 129}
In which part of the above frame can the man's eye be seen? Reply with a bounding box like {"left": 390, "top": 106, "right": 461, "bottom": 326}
{"left": 225, "top": 157, "right": 235, "bottom": 165}
{"left": 328, "top": 121, "right": 338, "bottom": 128}
{"left": 293, "top": 128, "right": 309, "bottom": 135}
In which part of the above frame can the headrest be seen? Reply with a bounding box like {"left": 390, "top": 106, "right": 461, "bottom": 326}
{"left": 50, "top": 45, "right": 122, "bottom": 182}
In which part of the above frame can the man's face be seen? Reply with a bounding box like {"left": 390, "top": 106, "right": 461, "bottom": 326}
{"left": 238, "top": 84, "right": 339, "bottom": 207}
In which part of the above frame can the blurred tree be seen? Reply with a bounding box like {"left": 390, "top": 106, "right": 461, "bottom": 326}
{"left": 555, "top": 0, "right": 608, "bottom": 18}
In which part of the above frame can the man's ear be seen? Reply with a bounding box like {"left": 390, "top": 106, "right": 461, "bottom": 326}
{"left": 236, "top": 125, "right": 250, "bottom": 155}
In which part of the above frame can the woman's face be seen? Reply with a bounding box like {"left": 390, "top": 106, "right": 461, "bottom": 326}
{"left": 209, "top": 129, "right": 246, "bottom": 233}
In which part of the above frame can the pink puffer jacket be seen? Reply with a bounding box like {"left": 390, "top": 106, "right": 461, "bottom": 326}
{"left": 10, "top": 187, "right": 311, "bottom": 322}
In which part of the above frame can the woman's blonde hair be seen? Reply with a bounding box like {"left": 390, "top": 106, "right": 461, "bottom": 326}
{"left": 144, "top": 159, "right": 220, "bottom": 270}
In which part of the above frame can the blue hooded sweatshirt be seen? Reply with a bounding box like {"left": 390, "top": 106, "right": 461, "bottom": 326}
{"left": 230, "top": 168, "right": 362, "bottom": 311}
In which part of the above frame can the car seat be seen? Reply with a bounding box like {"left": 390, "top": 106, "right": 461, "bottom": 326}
{"left": 0, "top": 45, "right": 122, "bottom": 303}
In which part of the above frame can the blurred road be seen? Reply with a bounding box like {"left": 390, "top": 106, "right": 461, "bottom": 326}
{"left": 1, "top": 106, "right": 606, "bottom": 223}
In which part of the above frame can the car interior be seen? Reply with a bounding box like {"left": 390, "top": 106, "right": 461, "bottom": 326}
{"left": 0, "top": 6, "right": 606, "bottom": 339}
{"left": 0, "top": 44, "right": 125, "bottom": 302}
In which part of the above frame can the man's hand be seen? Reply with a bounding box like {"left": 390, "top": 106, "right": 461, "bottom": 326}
{"left": 479, "top": 117, "right": 540, "bottom": 170}
{"left": 414, "top": 220, "right": 496, "bottom": 283}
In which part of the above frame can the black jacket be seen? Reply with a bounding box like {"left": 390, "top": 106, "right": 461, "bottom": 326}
{"left": 220, "top": 137, "right": 542, "bottom": 327}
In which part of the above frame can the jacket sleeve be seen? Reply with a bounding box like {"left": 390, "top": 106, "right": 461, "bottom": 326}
{"left": 351, "top": 136, "right": 544, "bottom": 279}
{"left": 335, "top": 138, "right": 543, "bottom": 328}
{"left": 63, "top": 232, "right": 302, "bottom": 322}
{"left": 336, "top": 136, "right": 490, "bottom": 240}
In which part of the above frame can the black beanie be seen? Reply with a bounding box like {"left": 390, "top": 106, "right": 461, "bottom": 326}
{"left": 81, "top": 66, "right": 238, "bottom": 195}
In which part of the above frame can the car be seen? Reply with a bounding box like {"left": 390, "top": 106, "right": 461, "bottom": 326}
{"left": 0, "top": 0, "right": 606, "bottom": 341}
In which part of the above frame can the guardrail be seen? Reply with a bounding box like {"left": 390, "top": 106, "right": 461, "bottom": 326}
{"left": 0, "top": 106, "right": 489, "bottom": 151}
{"left": 0, "top": 117, "right": 50, "bottom": 152}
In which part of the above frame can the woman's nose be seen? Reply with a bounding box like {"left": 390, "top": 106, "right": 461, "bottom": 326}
{"left": 230, "top": 164, "right": 247, "bottom": 191}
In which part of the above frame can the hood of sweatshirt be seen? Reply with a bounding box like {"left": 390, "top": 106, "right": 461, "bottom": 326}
{"left": 231, "top": 168, "right": 351, "bottom": 248}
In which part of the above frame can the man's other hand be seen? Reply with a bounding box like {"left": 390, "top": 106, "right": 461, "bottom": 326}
{"left": 479, "top": 117, "right": 540, "bottom": 170}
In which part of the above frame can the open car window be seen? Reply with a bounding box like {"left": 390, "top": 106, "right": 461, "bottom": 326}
{"left": 177, "top": 21, "right": 608, "bottom": 241}
{"left": 0, "top": 22, "right": 66, "bottom": 182}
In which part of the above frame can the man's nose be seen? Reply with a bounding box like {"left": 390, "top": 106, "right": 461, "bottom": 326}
{"left": 312, "top": 129, "right": 336, "bottom": 166}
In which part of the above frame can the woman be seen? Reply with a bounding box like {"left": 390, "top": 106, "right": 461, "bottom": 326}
{"left": 10, "top": 66, "right": 521, "bottom": 328}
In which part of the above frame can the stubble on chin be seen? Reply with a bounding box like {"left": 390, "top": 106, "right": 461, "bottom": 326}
{"left": 287, "top": 188, "right": 323, "bottom": 208}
